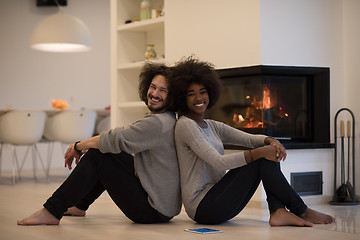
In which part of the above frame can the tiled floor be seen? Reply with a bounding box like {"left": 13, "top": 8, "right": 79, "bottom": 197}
{"left": 1, "top": 171, "right": 359, "bottom": 240}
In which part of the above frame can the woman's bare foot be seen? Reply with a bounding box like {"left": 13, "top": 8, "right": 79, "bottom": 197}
{"left": 300, "top": 208, "right": 335, "bottom": 224}
{"left": 17, "top": 208, "right": 59, "bottom": 226}
{"left": 64, "top": 206, "right": 86, "bottom": 217}
{"left": 269, "top": 208, "right": 313, "bottom": 227}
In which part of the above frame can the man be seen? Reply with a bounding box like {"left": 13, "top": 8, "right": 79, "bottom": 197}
{"left": 18, "top": 62, "right": 181, "bottom": 225}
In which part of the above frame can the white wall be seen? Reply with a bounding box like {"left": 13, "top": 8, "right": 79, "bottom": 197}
{"left": 343, "top": 0, "right": 360, "bottom": 194}
{"left": 165, "top": 0, "right": 262, "bottom": 68}
{"left": 166, "top": 0, "right": 359, "bottom": 200}
{"left": 260, "top": 0, "right": 344, "bottom": 119}
{"left": 259, "top": 0, "right": 343, "bottom": 200}
{"left": 0, "top": 0, "right": 110, "bottom": 110}
{"left": 0, "top": 0, "right": 110, "bottom": 172}
{"left": 1, "top": 0, "right": 359, "bottom": 198}
{"left": 260, "top": 0, "right": 360, "bottom": 199}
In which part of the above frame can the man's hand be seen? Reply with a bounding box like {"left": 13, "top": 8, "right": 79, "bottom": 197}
{"left": 63, "top": 136, "right": 100, "bottom": 170}
{"left": 64, "top": 144, "right": 82, "bottom": 170}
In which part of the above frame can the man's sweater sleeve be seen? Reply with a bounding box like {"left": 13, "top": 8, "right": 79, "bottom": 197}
{"left": 99, "top": 115, "right": 162, "bottom": 154}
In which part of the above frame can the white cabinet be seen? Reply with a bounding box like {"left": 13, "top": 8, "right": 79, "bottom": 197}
{"left": 110, "top": 0, "right": 165, "bottom": 127}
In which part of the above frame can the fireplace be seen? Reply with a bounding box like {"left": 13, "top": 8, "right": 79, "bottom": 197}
{"left": 205, "top": 65, "right": 331, "bottom": 149}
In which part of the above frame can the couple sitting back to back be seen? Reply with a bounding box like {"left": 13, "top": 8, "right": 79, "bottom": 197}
{"left": 18, "top": 56, "right": 335, "bottom": 227}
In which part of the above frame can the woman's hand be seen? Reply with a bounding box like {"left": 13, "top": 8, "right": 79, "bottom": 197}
{"left": 64, "top": 144, "right": 82, "bottom": 170}
{"left": 259, "top": 145, "right": 283, "bottom": 162}
{"left": 264, "top": 137, "right": 287, "bottom": 161}
{"left": 249, "top": 143, "right": 286, "bottom": 163}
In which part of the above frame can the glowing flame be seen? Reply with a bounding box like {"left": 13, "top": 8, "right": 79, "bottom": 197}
{"left": 262, "top": 85, "right": 271, "bottom": 109}
{"left": 233, "top": 114, "right": 245, "bottom": 124}
{"left": 232, "top": 113, "right": 263, "bottom": 128}
{"left": 230, "top": 85, "right": 289, "bottom": 129}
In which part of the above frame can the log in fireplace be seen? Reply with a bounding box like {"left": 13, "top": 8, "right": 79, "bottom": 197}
{"left": 205, "top": 65, "right": 331, "bottom": 149}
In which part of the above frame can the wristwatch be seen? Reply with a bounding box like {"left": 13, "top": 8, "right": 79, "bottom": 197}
{"left": 74, "top": 141, "right": 82, "bottom": 154}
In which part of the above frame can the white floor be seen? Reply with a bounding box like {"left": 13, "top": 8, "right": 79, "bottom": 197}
{"left": 1, "top": 170, "right": 360, "bottom": 240}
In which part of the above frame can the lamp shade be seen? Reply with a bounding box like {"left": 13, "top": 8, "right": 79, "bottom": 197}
{"left": 30, "top": 13, "right": 92, "bottom": 52}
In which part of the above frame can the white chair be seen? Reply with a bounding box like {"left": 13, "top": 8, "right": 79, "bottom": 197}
{"left": 44, "top": 110, "right": 97, "bottom": 175}
{"left": 95, "top": 115, "right": 111, "bottom": 135}
{"left": 0, "top": 110, "right": 47, "bottom": 183}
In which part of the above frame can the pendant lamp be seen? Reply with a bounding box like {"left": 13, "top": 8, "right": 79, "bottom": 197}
{"left": 30, "top": 13, "right": 93, "bottom": 53}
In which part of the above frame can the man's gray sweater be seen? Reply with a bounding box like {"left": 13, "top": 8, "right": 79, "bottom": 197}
{"left": 99, "top": 111, "right": 181, "bottom": 218}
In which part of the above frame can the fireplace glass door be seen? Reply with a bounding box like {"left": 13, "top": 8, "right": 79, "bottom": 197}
{"left": 205, "top": 75, "right": 311, "bottom": 141}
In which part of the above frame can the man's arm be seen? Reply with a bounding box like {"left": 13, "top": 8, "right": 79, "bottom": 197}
{"left": 75, "top": 136, "right": 100, "bottom": 151}
{"left": 64, "top": 136, "right": 100, "bottom": 170}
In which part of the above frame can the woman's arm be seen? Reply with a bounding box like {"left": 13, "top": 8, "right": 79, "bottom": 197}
{"left": 212, "top": 120, "right": 267, "bottom": 148}
{"left": 264, "top": 137, "right": 287, "bottom": 161}
{"left": 244, "top": 137, "right": 287, "bottom": 164}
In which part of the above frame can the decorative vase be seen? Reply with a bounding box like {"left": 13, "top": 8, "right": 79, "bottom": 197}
{"left": 145, "top": 44, "right": 157, "bottom": 60}
{"left": 140, "top": 0, "right": 152, "bottom": 21}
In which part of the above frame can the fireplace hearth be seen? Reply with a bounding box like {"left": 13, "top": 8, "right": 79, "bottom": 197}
{"left": 205, "top": 65, "right": 331, "bottom": 149}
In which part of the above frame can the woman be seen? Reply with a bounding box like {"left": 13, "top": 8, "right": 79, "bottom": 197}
{"left": 171, "top": 57, "right": 335, "bottom": 226}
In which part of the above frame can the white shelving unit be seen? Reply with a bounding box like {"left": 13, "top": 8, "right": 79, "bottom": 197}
{"left": 110, "top": 0, "right": 165, "bottom": 127}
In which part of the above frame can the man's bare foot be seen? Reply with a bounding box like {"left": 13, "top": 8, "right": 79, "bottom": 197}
{"left": 64, "top": 206, "right": 86, "bottom": 217}
{"left": 269, "top": 208, "right": 313, "bottom": 227}
{"left": 300, "top": 208, "right": 335, "bottom": 224}
{"left": 17, "top": 208, "right": 59, "bottom": 226}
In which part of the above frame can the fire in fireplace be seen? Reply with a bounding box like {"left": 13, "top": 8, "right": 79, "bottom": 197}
{"left": 205, "top": 65, "right": 331, "bottom": 149}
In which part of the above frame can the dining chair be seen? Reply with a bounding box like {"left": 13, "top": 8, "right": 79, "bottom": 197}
{"left": 95, "top": 115, "right": 111, "bottom": 135}
{"left": 0, "top": 110, "right": 47, "bottom": 183}
{"left": 43, "top": 110, "right": 97, "bottom": 175}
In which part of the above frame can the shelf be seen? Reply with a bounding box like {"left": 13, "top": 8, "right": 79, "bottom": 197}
{"left": 118, "top": 58, "right": 166, "bottom": 70}
{"left": 112, "top": 0, "right": 165, "bottom": 127}
{"left": 117, "top": 17, "right": 165, "bottom": 32}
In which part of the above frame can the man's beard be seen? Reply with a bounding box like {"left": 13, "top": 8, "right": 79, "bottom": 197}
{"left": 147, "top": 95, "right": 167, "bottom": 113}
{"left": 148, "top": 103, "right": 167, "bottom": 113}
